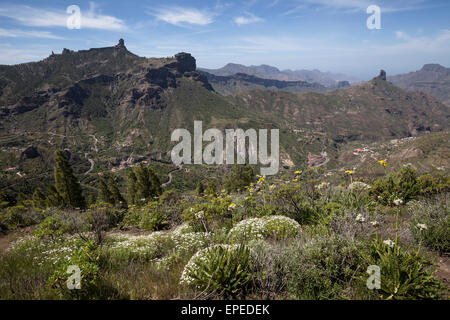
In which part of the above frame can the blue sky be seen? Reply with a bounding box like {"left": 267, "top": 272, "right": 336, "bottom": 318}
{"left": 0, "top": 0, "right": 449, "bottom": 79}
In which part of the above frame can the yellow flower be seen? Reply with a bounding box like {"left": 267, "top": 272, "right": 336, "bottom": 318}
{"left": 228, "top": 203, "right": 237, "bottom": 210}
{"left": 292, "top": 178, "right": 298, "bottom": 182}
{"left": 294, "top": 170, "right": 302, "bottom": 175}
{"left": 221, "top": 189, "right": 226, "bottom": 193}
{"left": 345, "top": 170, "right": 354, "bottom": 175}
{"left": 377, "top": 160, "right": 387, "bottom": 167}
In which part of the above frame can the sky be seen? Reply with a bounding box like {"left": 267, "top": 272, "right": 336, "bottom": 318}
{"left": 0, "top": 0, "right": 449, "bottom": 80}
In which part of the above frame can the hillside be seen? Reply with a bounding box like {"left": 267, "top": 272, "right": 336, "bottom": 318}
{"left": 389, "top": 64, "right": 450, "bottom": 106}
{"left": 0, "top": 43, "right": 449, "bottom": 198}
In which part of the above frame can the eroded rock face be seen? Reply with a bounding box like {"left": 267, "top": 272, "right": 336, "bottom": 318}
{"left": 377, "top": 70, "right": 387, "bottom": 81}
{"left": 175, "top": 52, "right": 196, "bottom": 73}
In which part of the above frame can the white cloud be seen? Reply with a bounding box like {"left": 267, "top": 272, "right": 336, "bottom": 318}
{"left": 0, "top": 3, "right": 127, "bottom": 31}
{"left": 234, "top": 13, "right": 264, "bottom": 26}
{"left": 151, "top": 7, "right": 214, "bottom": 26}
{"left": 0, "top": 28, "right": 65, "bottom": 39}
{"left": 286, "top": 0, "right": 432, "bottom": 14}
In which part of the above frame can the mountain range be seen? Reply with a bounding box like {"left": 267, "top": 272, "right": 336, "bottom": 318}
{"left": 389, "top": 64, "right": 450, "bottom": 107}
{"left": 0, "top": 40, "right": 448, "bottom": 196}
{"left": 199, "top": 63, "right": 360, "bottom": 87}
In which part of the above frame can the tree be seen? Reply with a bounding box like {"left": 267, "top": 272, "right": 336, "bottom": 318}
{"left": 133, "top": 164, "right": 162, "bottom": 204}
{"left": 196, "top": 181, "right": 205, "bottom": 196}
{"left": 97, "top": 178, "right": 112, "bottom": 204}
{"left": 88, "top": 193, "right": 97, "bottom": 207}
{"left": 108, "top": 177, "right": 126, "bottom": 207}
{"left": 223, "top": 165, "right": 255, "bottom": 192}
{"left": 54, "top": 150, "right": 85, "bottom": 208}
{"left": 127, "top": 170, "right": 138, "bottom": 205}
{"left": 32, "top": 187, "right": 47, "bottom": 209}
{"left": 46, "top": 185, "right": 64, "bottom": 208}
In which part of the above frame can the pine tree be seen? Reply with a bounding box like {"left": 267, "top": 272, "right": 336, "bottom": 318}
{"left": 148, "top": 167, "right": 162, "bottom": 198}
{"left": 88, "top": 193, "right": 97, "bottom": 206}
{"left": 97, "top": 178, "right": 113, "bottom": 204}
{"left": 46, "top": 185, "right": 64, "bottom": 208}
{"left": 196, "top": 181, "right": 205, "bottom": 196}
{"left": 32, "top": 187, "right": 47, "bottom": 209}
{"left": 127, "top": 169, "right": 137, "bottom": 205}
{"left": 54, "top": 150, "right": 85, "bottom": 208}
{"left": 108, "top": 177, "right": 126, "bottom": 206}
{"left": 130, "top": 164, "right": 162, "bottom": 204}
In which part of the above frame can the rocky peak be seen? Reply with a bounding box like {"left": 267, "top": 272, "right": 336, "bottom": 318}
{"left": 421, "top": 64, "right": 446, "bottom": 72}
{"left": 115, "top": 38, "right": 126, "bottom": 49}
{"left": 376, "top": 70, "right": 387, "bottom": 81}
{"left": 175, "top": 52, "right": 196, "bottom": 73}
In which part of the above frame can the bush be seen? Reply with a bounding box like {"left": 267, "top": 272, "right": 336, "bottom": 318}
{"left": 123, "top": 202, "right": 168, "bottom": 231}
{"left": 48, "top": 241, "right": 102, "bottom": 299}
{"left": 33, "top": 216, "right": 70, "bottom": 239}
{"left": 285, "top": 235, "right": 363, "bottom": 299}
{"left": 417, "top": 173, "right": 450, "bottom": 196}
{"left": 180, "top": 244, "right": 252, "bottom": 298}
{"left": 360, "top": 236, "right": 447, "bottom": 299}
{"left": 228, "top": 216, "right": 301, "bottom": 241}
{"left": 370, "top": 167, "right": 419, "bottom": 206}
{"left": 182, "top": 196, "right": 233, "bottom": 232}
{"left": 0, "top": 205, "right": 44, "bottom": 231}
{"left": 272, "top": 182, "right": 325, "bottom": 224}
{"left": 409, "top": 195, "right": 450, "bottom": 254}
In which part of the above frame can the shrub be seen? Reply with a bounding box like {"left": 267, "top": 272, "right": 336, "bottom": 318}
{"left": 223, "top": 165, "right": 255, "bottom": 193}
{"left": 228, "top": 216, "right": 301, "bottom": 241}
{"left": 33, "top": 216, "right": 70, "bottom": 239}
{"left": 48, "top": 241, "right": 102, "bottom": 299}
{"left": 272, "top": 182, "right": 325, "bottom": 224}
{"left": 123, "top": 202, "right": 169, "bottom": 231}
{"left": 182, "top": 196, "right": 233, "bottom": 232}
{"left": 370, "top": 167, "right": 419, "bottom": 206}
{"left": 408, "top": 195, "right": 450, "bottom": 254}
{"left": 285, "top": 235, "right": 363, "bottom": 299}
{"left": 360, "top": 236, "right": 447, "bottom": 299}
{"left": 180, "top": 244, "right": 252, "bottom": 298}
{"left": 0, "top": 205, "right": 43, "bottom": 230}
{"left": 417, "top": 173, "right": 450, "bottom": 196}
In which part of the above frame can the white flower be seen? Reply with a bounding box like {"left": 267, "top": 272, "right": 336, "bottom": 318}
{"left": 416, "top": 223, "right": 428, "bottom": 231}
{"left": 383, "top": 239, "right": 395, "bottom": 248}
{"left": 393, "top": 198, "right": 403, "bottom": 206}
{"left": 195, "top": 210, "right": 205, "bottom": 219}
{"left": 356, "top": 214, "right": 366, "bottom": 222}
{"left": 370, "top": 221, "right": 379, "bottom": 227}
{"left": 348, "top": 181, "right": 370, "bottom": 192}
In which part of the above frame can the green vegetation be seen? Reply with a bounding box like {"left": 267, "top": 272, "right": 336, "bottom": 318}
{"left": 1, "top": 161, "right": 448, "bottom": 300}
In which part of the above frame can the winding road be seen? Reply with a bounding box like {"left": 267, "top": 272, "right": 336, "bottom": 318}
{"left": 84, "top": 134, "right": 98, "bottom": 175}
{"left": 162, "top": 164, "right": 182, "bottom": 187}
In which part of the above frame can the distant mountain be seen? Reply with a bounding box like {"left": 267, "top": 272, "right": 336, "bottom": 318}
{"left": 199, "top": 71, "right": 329, "bottom": 95}
{"left": 199, "top": 63, "right": 360, "bottom": 87}
{"left": 388, "top": 64, "right": 450, "bottom": 106}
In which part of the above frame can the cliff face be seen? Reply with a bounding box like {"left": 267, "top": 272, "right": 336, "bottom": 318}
{"left": 388, "top": 64, "right": 450, "bottom": 106}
